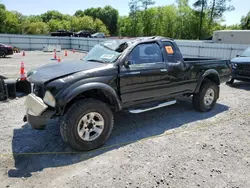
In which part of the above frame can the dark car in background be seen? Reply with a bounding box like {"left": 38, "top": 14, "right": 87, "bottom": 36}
{"left": 50, "top": 29, "right": 74, "bottom": 37}
{"left": 227, "top": 47, "right": 250, "bottom": 84}
{"left": 91, "top": 32, "right": 106, "bottom": 38}
{"left": 0, "top": 43, "right": 13, "bottom": 58}
{"left": 73, "top": 30, "right": 92, "bottom": 38}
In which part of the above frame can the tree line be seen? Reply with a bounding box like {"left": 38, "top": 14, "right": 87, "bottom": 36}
{"left": 0, "top": 1, "right": 250, "bottom": 39}
{"left": 0, "top": 4, "right": 117, "bottom": 35}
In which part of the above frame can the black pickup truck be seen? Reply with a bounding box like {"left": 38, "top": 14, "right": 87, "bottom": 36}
{"left": 23, "top": 36, "right": 230, "bottom": 151}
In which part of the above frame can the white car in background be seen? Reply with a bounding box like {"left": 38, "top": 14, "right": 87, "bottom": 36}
{"left": 91, "top": 32, "right": 106, "bottom": 38}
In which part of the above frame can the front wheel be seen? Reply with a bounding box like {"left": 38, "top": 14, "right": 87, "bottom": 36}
{"left": 0, "top": 51, "right": 5, "bottom": 58}
{"left": 193, "top": 81, "right": 219, "bottom": 112}
{"left": 59, "top": 99, "right": 114, "bottom": 151}
{"left": 226, "top": 77, "right": 234, "bottom": 85}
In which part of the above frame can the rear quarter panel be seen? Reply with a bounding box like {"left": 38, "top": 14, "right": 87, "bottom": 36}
{"left": 185, "top": 60, "right": 231, "bottom": 91}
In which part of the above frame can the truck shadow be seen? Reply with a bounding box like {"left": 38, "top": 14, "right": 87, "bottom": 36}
{"left": 228, "top": 81, "right": 250, "bottom": 91}
{"left": 8, "top": 98, "right": 229, "bottom": 178}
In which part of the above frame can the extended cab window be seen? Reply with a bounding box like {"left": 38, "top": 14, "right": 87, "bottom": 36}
{"left": 128, "top": 43, "right": 163, "bottom": 64}
{"left": 162, "top": 41, "right": 175, "bottom": 62}
{"left": 162, "top": 41, "right": 184, "bottom": 63}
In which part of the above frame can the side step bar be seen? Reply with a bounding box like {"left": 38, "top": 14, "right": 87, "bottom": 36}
{"left": 129, "top": 100, "right": 177, "bottom": 114}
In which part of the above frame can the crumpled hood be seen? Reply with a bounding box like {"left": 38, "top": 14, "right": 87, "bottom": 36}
{"left": 231, "top": 57, "right": 250, "bottom": 63}
{"left": 27, "top": 60, "right": 106, "bottom": 83}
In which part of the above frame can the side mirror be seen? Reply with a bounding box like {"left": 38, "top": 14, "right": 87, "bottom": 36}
{"left": 236, "top": 54, "right": 240, "bottom": 57}
{"left": 124, "top": 60, "right": 131, "bottom": 68}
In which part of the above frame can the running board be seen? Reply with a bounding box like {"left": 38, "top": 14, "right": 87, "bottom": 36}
{"left": 129, "top": 100, "right": 177, "bottom": 114}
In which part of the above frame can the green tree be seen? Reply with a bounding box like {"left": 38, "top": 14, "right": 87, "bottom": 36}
{"left": 26, "top": 22, "right": 49, "bottom": 34}
{"left": 41, "top": 10, "right": 64, "bottom": 22}
{"left": 140, "top": 0, "right": 155, "bottom": 35}
{"left": 241, "top": 11, "right": 250, "bottom": 29}
{"left": 208, "top": 0, "right": 234, "bottom": 27}
{"left": 225, "top": 24, "right": 241, "bottom": 30}
{"left": 118, "top": 16, "right": 133, "bottom": 36}
{"left": 94, "top": 18, "right": 109, "bottom": 34}
{"left": 0, "top": 3, "right": 7, "bottom": 33}
{"left": 83, "top": 6, "right": 118, "bottom": 35}
{"left": 140, "top": 0, "right": 155, "bottom": 10}
{"left": 128, "top": 0, "right": 141, "bottom": 36}
{"left": 74, "top": 10, "right": 85, "bottom": 17}
{"left": 193, "top": 0, "right": 207, "bottom": 39}
{"left": 3, "top": 11, "right": 19, "bottom": 33}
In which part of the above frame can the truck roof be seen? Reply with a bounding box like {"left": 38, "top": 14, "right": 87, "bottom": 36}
{"left": 101, "top": 36, "right": 174, "bottom": 52}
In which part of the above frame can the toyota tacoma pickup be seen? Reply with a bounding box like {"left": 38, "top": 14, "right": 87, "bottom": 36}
{"left": 23, "top": 36, "right": 230, "bottom": 151}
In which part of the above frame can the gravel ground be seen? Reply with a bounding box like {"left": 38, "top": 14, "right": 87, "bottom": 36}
{"left": 0, "top": 52, "right": 250, "bottom": 188}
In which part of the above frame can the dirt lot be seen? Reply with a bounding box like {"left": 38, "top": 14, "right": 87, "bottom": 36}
{"left": 0, "top": 52, "right": 250, "bottom": 188}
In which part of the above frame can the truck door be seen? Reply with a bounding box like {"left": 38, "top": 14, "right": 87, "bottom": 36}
{"left": 119, "top": 42, "right": 168, "bottom": 104}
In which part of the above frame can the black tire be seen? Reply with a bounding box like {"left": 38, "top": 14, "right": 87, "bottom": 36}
{"left": 193, "top": 80, "right": 219, "bottom": 112}
{"left": 0, "top": 51, "right": 4, "bottom": 58}
{"left": 226, "top": 78, "right": 234, "bottom": 85}
{"left": 59, "top": 98, "right": 114, "bottom": 151}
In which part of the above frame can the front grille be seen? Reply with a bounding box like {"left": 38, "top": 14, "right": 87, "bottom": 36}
{"left": 240, "top": 70, "right": 250, "bottom": 76}
{"left": 33, "top": 84, "right": 45, "bottom": 98}
{"left": 238, "top": 64, "right": 250, "bottom": 70}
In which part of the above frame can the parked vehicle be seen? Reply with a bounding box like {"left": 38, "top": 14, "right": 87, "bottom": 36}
{"left": 50, "top": 29, "right": 74, "bottom": 37}
{"left": 91, "top": 32, "right": 106, "bottom": 38}
{"left": 73, "top": 30, "right": 92, "bottom": 38}
{"left": 13, "top": 46, "right": 20, "bottom": 53}
{"left": 227, "top": 47, "right": 250, "bottom": 84}
{"left": 0, "top": 43, "right": 13, "bottom": 57}
{"left": 213, "top": 30, "right": 250, "bottom": 44}
{"left": 23, "top": 36, "right": 230, "bottom": 151}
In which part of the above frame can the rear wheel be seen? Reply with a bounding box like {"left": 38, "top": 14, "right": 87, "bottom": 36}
{"left": 193, "top": 80, "right": 219, "bottom": 112}
{"left": 59, "top": 98, "right": 114, "bottom": 151}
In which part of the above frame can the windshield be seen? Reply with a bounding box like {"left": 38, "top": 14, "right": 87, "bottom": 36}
{"left": 240, "top": 48, "right": 250, "bottom": 57}
{"left": 82, "top": 43, "right": 121, "bottom": 63}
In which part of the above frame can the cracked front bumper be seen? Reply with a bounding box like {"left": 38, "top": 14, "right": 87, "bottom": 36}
{"left": 24, "top": 94, "right": 54, "bottom": 130}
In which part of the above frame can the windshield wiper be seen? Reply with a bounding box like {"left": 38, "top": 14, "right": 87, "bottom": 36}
{"left": 86, "top": 59, "right": 107, "bottom": 63}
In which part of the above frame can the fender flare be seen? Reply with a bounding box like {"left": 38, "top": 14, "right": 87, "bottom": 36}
{"left": 194, "top": 69, "right": 220, "bottom": 93}
{"left": 58, "top": 82, "right": 122, "bottom": 111}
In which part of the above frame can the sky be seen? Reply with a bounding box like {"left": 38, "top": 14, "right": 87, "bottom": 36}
{"left": 1, "top": 0, "right": 250, "bottom": 25}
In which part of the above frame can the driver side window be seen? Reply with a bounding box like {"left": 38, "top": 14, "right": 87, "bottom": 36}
{"left": 128, "top": 43, "right": 163, "bottom": 64}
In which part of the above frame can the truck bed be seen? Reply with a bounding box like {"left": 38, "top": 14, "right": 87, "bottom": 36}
{"left": 184, "top": 57, "right": 230, "bottom": 65}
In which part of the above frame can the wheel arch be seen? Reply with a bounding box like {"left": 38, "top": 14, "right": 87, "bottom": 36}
{"left": 195, "top": 69, "right": 220, "bottom": 93}
{"left": 59, "top": 82, "right": 122, "bottom": 114}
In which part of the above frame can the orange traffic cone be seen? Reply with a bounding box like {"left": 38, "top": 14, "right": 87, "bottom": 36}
{"left": 57, "top": 56, "right": 61, "bottom": 62}
{"left": 54, "top": 52, "right": 57, "bottom": 60}
{"left": 65, "top": 50, "right": 68, "bottom": 56}
{"left": 22, "top": 51, "right": 25, "bottom": 56}
{"left": 20, "top": 61, "right": 26, "bottom": 80}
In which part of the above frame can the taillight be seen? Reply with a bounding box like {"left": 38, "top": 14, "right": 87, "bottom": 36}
{"left": 4, "top": 45, "right": 12, "bottom": 48}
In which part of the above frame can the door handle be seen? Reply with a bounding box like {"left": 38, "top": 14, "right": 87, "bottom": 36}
{"left": 126, "top": 71, "right": 141, "bottom": 75}
{"left": 160, "top": 69, "right": 168, "bottom": 72}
